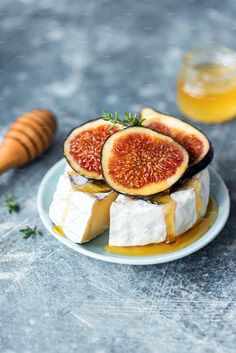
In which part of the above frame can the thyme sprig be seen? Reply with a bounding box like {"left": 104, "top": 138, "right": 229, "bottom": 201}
{"left": 20, "top": 226, "right": 42, "bottom": 239}
{"left": 5, "top": 194, "right": 20, "bottom": 214}
{"left": 103, "top": 111, "right": 145, "bottom": 129}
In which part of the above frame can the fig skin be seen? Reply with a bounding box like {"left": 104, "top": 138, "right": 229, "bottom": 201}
{"left": 63, "top": 118, "right": 100, "bottom": 178}
{"left": 141, "top": 107, "right": 213, "bottom": 177}
{"left": 162, "top": 140, "right": 213, "bottom": 186}
{"left": 101, "top": 126, "right": 189, "bottom": 197}
{"left": 64, "top": 118, "right": 122, "bottom": 180}
{"left": 184, "top": 143, "right": 213, "bottom": 179}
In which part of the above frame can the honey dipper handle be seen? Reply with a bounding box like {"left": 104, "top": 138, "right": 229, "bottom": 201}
{"left": 0, "top": 159, "right": 10, "bottom": 174}
{"left": 0, "top": 109, "right": 57, "bottom": 174}
{"left": 0, "top": 160, "right": 16, "bottom": 174}
{"left": 0, "top": 138, "right": 29, "bottom": 174}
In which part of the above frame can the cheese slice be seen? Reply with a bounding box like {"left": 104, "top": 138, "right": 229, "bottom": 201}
{"left": 49, "top": 171, "right": 117, "bottom": 243}
{"left": 109, "top": 197, "right": 167, "bottom": 246}
{"left": 108, "top": 168, "right": 210, "bottom": 246}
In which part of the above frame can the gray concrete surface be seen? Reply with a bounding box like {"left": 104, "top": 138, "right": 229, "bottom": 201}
{"left": 0, "top": 0, "right": 235, "bottom": 352}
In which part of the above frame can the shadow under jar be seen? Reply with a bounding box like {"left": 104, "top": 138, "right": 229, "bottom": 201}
{"left": 177, "top": 46, "right": 236, "bottom": 123}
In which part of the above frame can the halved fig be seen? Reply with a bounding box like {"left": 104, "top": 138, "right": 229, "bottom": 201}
{"left": 102, "top": 127, "right": 189, "bottom": 196}
{"left": 141, "top": 108, "right": 213, "bottom": 177}
{"left": 64, "top": 118, "right": 122, "bottom": 179}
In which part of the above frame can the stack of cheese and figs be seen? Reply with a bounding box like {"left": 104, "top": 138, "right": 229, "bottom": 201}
{"left": 49, "top": 108, "right": 216, "bottom": 256}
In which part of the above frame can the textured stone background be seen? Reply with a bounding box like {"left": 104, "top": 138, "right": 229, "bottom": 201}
{"left": 0, "top": 0, "right": 236, "bottom": 352}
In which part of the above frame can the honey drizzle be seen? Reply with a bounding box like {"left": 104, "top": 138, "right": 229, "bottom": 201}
{"left": 194, "top": 179, "right": 203, "bottom": 220}
{"left": 53, "top": 225, "right": 65, "bottom": 236}
{"left": 71, "top": 180, "right": 111, "bottom": 194}
{"left": 105, "top": 197, "right": 217, "bottom": 256}
{"left": 53, "top": 188, "right": 73, "bottom": 237}
{"left": 183, "top": 175, "right": 203, "bottom": 220}
{"left": 153, "top": 194, "right": 176, "bottom": 243}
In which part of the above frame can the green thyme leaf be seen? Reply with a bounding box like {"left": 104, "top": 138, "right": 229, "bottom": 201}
{"left": 102, "top": 111, "right": 145, "bottom": 129}
{"left": 5, "top": 194, "right": 20, "bottom": 214}
{"left": 20, "top": 226, "right": 42, "bottom": 239}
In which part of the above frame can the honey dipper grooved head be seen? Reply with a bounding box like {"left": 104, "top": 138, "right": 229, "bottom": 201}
{"left": 0, "top": 109, "right": 57, "bottom": 174}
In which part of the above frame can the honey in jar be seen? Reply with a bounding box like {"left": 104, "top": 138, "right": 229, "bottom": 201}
{"left": 177, "top": 47, "right": 236, "bottom": 123}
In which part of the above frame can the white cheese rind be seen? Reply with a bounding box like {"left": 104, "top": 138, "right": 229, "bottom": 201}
{"left": 49, "top": 175, "right": 72, "bottom": 226}
{"left": 109, "top": 198, "right": 166, "bottom": 246}
{"left": 108, "top": 168, "right": 210, "bottom": 246}
{"left": 49, "top": 173, "right": 111, "bottom": 243}
{"left": 171, "top": 188, "right": 196, "bottom": 236}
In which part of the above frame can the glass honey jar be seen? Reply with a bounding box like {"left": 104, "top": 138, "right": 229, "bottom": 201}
{"left": 177, "top": 47, "right": 236, "bottom": 123}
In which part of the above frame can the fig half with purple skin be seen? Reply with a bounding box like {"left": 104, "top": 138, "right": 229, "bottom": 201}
{"left": 64, "top": 118, "right": 122, "bottom": 180}
{"left": 141, "top": 108, "right": 213, "bottom": 177}
{"left": 101, "top": 126, "right": 189, "bottom": 197}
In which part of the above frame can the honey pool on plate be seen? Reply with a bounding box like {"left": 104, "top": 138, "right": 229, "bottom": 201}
{"left": 105, "top": 197, "right": 217, "bottom": 256}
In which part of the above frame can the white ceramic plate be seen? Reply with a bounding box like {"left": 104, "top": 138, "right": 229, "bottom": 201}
{"left": 37, "top": 158, "right": 230, "bottom": 265}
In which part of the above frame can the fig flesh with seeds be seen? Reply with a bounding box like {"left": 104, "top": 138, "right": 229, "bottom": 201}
{"left": 101, "top": 126, "right": 189, "bottom": 196}
{"left": 64, "top": 118, "right": 122, "bottom": 180}
{"left": 141, "top": 108, "right": 213, "bottom": 177}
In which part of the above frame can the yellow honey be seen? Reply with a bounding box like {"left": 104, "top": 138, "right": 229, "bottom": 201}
{"left": 177, "top": 47, "right": 236, "bottom": 123}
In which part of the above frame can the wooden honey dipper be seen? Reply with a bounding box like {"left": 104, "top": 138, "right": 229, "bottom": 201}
{"left": 0, "top": 109, "right": 57, "bottom": 174}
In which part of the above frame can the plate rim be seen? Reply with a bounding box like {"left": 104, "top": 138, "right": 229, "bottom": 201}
{"left": 37, "top": 158, "right": 230, "bottom": 265}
